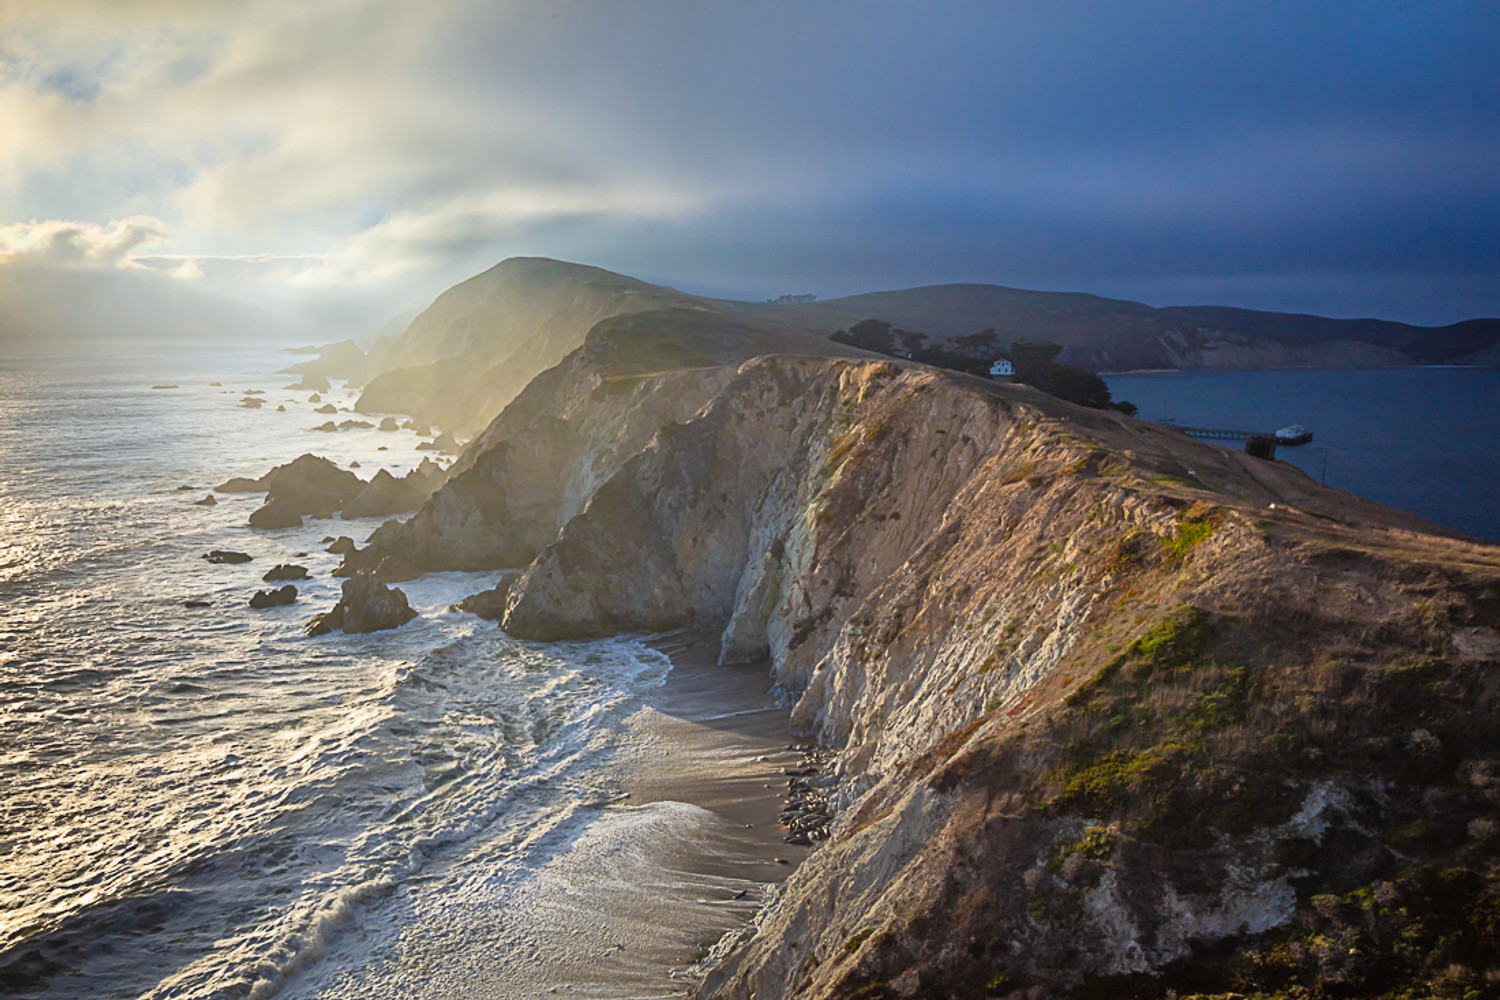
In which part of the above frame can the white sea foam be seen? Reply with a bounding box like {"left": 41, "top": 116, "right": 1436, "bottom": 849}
{"left": 0, "top": 348, "right": 683, "bottom": 1000}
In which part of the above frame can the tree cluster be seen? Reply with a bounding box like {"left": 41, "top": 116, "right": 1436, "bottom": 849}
{"left": 830, "top": 320, "right": 1136, "bottom": 415}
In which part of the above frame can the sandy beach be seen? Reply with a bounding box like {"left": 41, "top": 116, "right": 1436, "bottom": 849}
{"left": 305, "top": 628, "right": 811, "bottom": 1000}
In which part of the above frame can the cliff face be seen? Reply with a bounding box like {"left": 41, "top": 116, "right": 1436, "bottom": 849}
{"left": 365, "top": 323, "right": 1500, "bottom": 998}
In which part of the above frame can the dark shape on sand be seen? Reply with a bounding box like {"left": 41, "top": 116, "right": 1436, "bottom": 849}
{"left": 262, "top": 564, "right": 310, "bottom": 582}
{"left": 249, "top": 585, "right": 297, "bottom": 609}
{"left": 304, "top": 571, "right": 416, "bottom": 635}
{"left": 203, "top": 550, "right": 252, "bottom": 564}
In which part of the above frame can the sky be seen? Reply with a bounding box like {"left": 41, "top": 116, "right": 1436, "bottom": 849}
{"left": 1, "top": 0, "right": 1497, "bottom": 346}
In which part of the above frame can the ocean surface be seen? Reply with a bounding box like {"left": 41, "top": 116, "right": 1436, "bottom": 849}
{"left": 1105, "top": 367, "right": 1500, "bottom": 543}
{"left": 0, "top": 348, "right": 760, "bottom": 1000}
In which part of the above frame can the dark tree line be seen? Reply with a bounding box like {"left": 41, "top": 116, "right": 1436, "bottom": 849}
{"left": 831, "top": 320, "right": 1136, "bottom": 415}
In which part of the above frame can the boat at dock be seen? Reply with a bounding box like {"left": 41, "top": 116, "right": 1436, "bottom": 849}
{"left": 1275, "top": 424, "right": 1314, "bottom": 446}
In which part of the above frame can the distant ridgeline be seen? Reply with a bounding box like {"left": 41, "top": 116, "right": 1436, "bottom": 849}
{"left": 831, "top": 318, "right": 1138, "bottom": 415}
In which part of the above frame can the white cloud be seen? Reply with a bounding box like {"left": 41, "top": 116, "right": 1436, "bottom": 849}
{"left": 0, "top": 215, "right": 172, "bottom": 268}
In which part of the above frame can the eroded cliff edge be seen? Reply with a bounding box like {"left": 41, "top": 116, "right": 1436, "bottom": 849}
{"left": 348, "top": 318, "right": 1500, "bottom": 999}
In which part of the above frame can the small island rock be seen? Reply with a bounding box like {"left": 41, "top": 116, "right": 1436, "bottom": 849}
{"left": 304, "top": 571, "right": 417, "bottom": 635}
{"left": 193, "top": 494, "right": 217, "bottom": 506}
{"left": 203, "top": 549, "right": 252, "bottom": 564}
{"left": 249, "top": 584, "right": 297, "bottom": 609}
{"left": 262, "top": 564, "right": 310, "bottom": 582}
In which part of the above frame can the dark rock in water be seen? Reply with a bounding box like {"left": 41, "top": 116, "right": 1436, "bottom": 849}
{"left": 378, "top": 417, "right": 399, "bottom": 432}
{"left": 309, "top": 392, "right": 322, "bottom": 403}
{"left": 241, "top": 454, "right": 365, "bottom": 527}
{"left": 337, "top": 419, "right": 374, "bottom": 430}
{"left": 175, "top": 485, "right": 196, "bottom": 491}
{"left": 412, "top": 423, "right": 430, "bottom": 436}
{"left": 248, "top": 498, "right": 304, "bottom": 529}
{"left": 453, "top": 570, "right": 521, "bottom": 620}
{"left": 326, "top": 536, "right": 357, "bottom": 555}
{"left": 349, "top": 461, "right": 360, "bottom": 469}
{"left": 249, "top": 584, "right": 297, "bottom": 609}
{"left": 240, "top": 397, "right": 264, "bottom": 408}
{"left": 321, "top": 535, "right": 335, "bottom": 543}
{"left": 193, "top": 494, "right": 217, "bottom": 506}
{"left": 183, "top": 599, "right": 211, "bottom": 608}
{"left": 245, "top": 389, "right": 265, "bottom": 395}
{"left": 203, "top": 549, "right": 252, "bottom": 564}
{"left": 262, "top": 563, "right": 310, "bottom": 581}
{"left": 215, "top": 476, "right": 263, "bottom": 493}
{"left": 304, "top": 571, "right": 416, "bottom": 635}
{"left": 276, "top": 404, "right": 286, "bottom": 412}
{"left": 341, "top": 462, "right": 444, "bottom": 520}
{"left": 377, "top": 446, "right": 388, "bottom": 451}
{"left": 418, "top": 431, "right": 459, "bottom": 453}
{"left": 288, "top": 372, "right": 331, "bottom": 392}
{"left": 313, "top": 421, "right": 337, "bottom": 432}
{"left": 314, "top": 403, "right": 337, "bottom": 414}
{"left": 151, "top": 384, "right": 179, "bottom": 389}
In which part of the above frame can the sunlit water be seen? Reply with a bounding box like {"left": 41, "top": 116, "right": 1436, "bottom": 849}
{"left": 0, "top": 348, "right": 696, "bottom": 999}
{"left": 1105, "top": 367, "right": 1500, "bottom": 543}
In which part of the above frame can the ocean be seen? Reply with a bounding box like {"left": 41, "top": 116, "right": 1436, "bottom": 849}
{"left": 0, "top": 347, "right": 778, "bottom": 1000}
{"left": 1104, "top": 367, "right": 1500, "bottom": 543}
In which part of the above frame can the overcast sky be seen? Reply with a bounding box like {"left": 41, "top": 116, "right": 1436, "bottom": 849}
{"left": 2, "top": 1, "right": 1497, "bottom": 345}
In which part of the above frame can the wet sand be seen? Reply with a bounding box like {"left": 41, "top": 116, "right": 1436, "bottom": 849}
{"left": 306, "top": 629, "right": 807, "bottom": 1000}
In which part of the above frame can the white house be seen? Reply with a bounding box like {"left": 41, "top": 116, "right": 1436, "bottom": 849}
{"left": 989, "top": 359, "right": 1014, "bottom": 377}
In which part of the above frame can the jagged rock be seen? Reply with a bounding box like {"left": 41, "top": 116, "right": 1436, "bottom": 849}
{"left": 240, "top": 397, "right": 263, "bottom": 408}
{"left": 203, "top": 549, "right": 252, "bottom": 564}
{"left": 321, "top": 535, "right": 335, "bottom": 543}
{"left": 241, "top": 454, "right": 365, "bottom": 526}
{"left": 287, "top": 372, "right": 331, "bottom": 392}
{"left": 378, "top": 417, "right": 399, "bottom": 432}
{"left": 249, "top": 584, "right": 297, "bottom": 609}
{"left": 309, "top": 392, "right": 322, "bottom": 402}
{"left": 326, "top": 536, "right": 357, "bottom": 555}
{"left": 262, "top": 563, "right": 310, "bottom": 581}
{"left": 340, "top": 463, "right": 444, "bottom": 520}
{"left": 314, "top": 403, "right": 337, "bottom": 414}
{"left": 415, "top": 430, "right": 460, "bottom": 454}
{"left": 193, "top": 494, "right": 217, "bottom": 506}
{"left": 248, "top": 498, "right": 303, "bottom": 529}
{"left": 337, "top": 419, "right": 374, "bottom": 430}
{"left": 304, "top": 571, "right": 417, "bottom": 635}
{"left": 453, "top": 570, "right": 522, "bottom": 620}
{"left": 276, "top": 404, "right": 286, "bottom": 412}
{"left": 183, "top": 599, "right": 210, "bottom": 608}
{"left": 314, "top": 421, "right": 337, "bottom": 432}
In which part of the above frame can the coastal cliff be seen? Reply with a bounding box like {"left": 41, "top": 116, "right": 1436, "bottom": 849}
{"left": 353, "top": 313, "right": 1500, "bottom": 998}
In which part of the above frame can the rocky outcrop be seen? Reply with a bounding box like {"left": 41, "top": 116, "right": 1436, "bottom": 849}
{"left": 340, "top": 462, "right": 445, "bottom": 520}
{"left": 226, "top": 454, "right": 365, "bottom": 527}
{"left": 262, "top": 564, "right": 309, "bottom": 581}
{"left": 249, "top": 585, "right": 296, "bottom": 608}
{"left": 452, "top": 569, "right": 522, "bottom": 620}
{"left": 202, "top": 549, "right": 251, "bottom": 564}
{"left": 353, "top": 323, "right": 1500, "bottom": 998}
{"left": 304, "top": 571, "right": 418, "bottom": 635}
